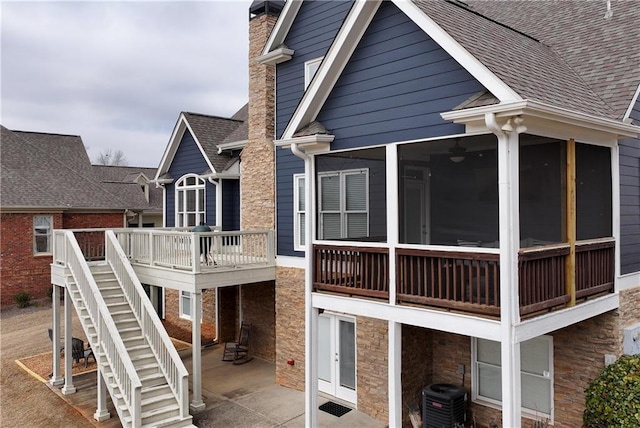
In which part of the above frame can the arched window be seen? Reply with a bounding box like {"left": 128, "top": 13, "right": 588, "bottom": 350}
{"left": 175, "top": 174, "right": 205, "bottom": 227}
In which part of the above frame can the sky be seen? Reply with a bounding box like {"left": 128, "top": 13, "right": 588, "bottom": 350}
{"left": 1, "top": 0, "right": 253, "bottom": 167}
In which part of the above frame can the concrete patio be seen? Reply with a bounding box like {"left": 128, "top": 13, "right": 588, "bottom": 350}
{"left": 46, "top": 343, "right": 387, "bottom": 427}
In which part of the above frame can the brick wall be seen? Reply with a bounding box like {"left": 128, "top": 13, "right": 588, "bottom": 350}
{"left": 0, "top": 211, "right": 123, "bottom": 306}
{"left": 241, "top": 281, "right": 276, "bottom": 362}
{"left": 275, "top": 267, "right": 306, "bottom": 390}
{"left": 356, "top": 316, "right": 389, "bottom": 423}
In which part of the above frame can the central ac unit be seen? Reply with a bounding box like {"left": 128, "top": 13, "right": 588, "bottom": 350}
{"left": 422, "top": 383, "right": 466, "bottom": 428}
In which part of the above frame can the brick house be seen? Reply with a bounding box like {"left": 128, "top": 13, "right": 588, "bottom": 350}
{"left": 258, "top": 1, "right": 640, "bottom": 427}
{"left": 0, "top": 126, "right": 160, "bottom": 306}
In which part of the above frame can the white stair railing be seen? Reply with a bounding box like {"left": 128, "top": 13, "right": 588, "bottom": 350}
{"left": 105, "top": 231, "right": 190, "bottom": 419}
{"left": 58, "top": 230, "right": 142, "bottom": 426}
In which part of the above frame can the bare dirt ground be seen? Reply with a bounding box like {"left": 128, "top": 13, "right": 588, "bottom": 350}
{"left": 0, "top": 301, "right": 89, "bottom": 427}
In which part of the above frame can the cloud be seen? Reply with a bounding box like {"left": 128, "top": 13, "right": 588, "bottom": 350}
{"left": 1, "top": 0, "right": 251, "bottom": 167}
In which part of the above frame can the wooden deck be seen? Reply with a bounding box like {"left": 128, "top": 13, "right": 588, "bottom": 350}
{"left": 313, "top": 238, "right": 615, "bottom": 319}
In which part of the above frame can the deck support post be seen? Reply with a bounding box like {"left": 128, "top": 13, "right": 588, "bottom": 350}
{"left": 50, "top": 285, "right": 64, "bottom": 386}
{"left": 62, "top": 288, "right": 76, "bottom": 395}
{"left": 94, "top": 369, "right": 111, "bottom": 421}
{"left": 190, "top": 290, "right": 205, "bottom": 412}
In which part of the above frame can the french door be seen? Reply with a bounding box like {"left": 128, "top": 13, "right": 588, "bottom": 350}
{"left": 318, "top": 313, "right": 356, "bottom": 403}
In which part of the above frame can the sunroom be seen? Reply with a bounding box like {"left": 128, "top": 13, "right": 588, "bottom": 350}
{"left": 308, "top": 120, "right": 617, "bottom": 320}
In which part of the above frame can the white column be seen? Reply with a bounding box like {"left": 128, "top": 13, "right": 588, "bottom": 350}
{"left": 93, "top": 369, "right": 111, "bottom": 421}
{"left": 304, "top": 154, "right": 319, "bottom": 428}
{"left": 388, "top": 321, "right": 402, "bottom": 428}
{"left": 496, "top": 122, "right": 522, "bottom": 426}
{"left": 386, "top": 144, "right": 399, "bottom": 304}
{"left": 50, "top": 285, "right": 63, "bottom": 386}
{"left": 189, "top": 290, "right": 205, "bottom": 411}
{"left": 62, "top": 288, "right": 76, "bottom": 395}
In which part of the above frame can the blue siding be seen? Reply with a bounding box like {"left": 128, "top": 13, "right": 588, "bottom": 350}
{"left": 276, "top": 0, "right": 353, "bottom": 256}
{"left": 165, "top": 130, "right": 217, "bottom": 227}
{"left": 276, "top": 0, "right": 353, "bottom": 139}
{"left": 620, "top": 97, "right": 640, "bottom": 274}
{"left": 222, "top": 179, "right": 240, "bottom": 231}
{"left": 276, "top": 1, "right": 488, "bottom": 256}
{"left": 316, "top": 1, "right": 484, "bottom": 150}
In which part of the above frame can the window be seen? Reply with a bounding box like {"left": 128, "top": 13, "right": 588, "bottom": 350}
{"left": 180, "top": 291, "right": 191, "bottom": 319}
{"left": 34, "top": 215, "right": 52, "bottom": 254}
{"left": 176, "top": 175, "right": 206, "bottom": 227}
{"left": 319, "top": 170, "right": 368, "bottom": 240}
{"left": 473, "top": 336, "right": 553, "bottom": 419}
{"left": 294, "top": 174, "right": 306, "bottom": 250}
{"left": 304, "top": 57, "right": 323, "bottom": 89}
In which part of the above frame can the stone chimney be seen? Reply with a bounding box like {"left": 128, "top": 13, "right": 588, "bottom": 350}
{"left": 241, "top": 1, "right": 282, "bottom": 231}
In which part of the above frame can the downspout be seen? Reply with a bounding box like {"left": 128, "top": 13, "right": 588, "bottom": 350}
{"left": 485, "top": 112, "right": 522, "bottom": 427}
{"left": 290, "top": 142, "right": 318, "bottom": 428}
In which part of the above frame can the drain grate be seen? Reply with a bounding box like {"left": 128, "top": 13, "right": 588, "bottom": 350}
{"left": 319, "top": 401, "right": 352, "bottom": 417}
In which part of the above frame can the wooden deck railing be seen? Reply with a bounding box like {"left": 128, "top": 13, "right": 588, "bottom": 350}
{"left": 313, "top": 244, "right": 389, "bottom": 299}
{"left": 313, "top": 238, "right": 615, "bottom": 319}
{"left": 397, "top": 248, "right": 501, "bottom": 316}
{"left": 518, "top": 244, "right": 571, "bottom": 316}
{"left": 575, "top": 238, "right": 615, "bottom": 299}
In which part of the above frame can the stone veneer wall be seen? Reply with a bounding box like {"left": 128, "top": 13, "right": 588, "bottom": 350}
{"left": 241, "top": 282, "right": 276, "bottom": 362}
{"left": 428, "top": 305, "right": 638, "bottom": 428}
{"left": 619, "top": 286, "right": 640, "bottom": 345}
{"left": 275, "top": 267, "right": 306, "bottom": 390}
{"left": 218, "top": 286, "right": 239, "bottom": 343}
{"left": 242, "top": 11, "right": 277, "bottom": 232}
{"left": 356, "top": 316, "right": 389, "bottom": 423}
{"left": 402, "top": 325, "right": 433, "bottom": 426}
{"left": 162, "top": 288, "right": 217, "bottom": 344}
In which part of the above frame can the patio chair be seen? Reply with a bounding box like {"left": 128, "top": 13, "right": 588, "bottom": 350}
{"left": 71, "top": 337, "right": 96, "bottom": 367}
{"left": 47, "top": 328, "right": 64, "bottom": 354}
{"left": 222, "top": 322, "right": 253, "bottom": 365}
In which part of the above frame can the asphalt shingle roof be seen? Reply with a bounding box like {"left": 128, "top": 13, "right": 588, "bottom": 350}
{"left": 414, "top": 0, "right": 639, "bottom": 120}
{"left": 182, "top": 112, "right": 244, "bottom": 173}
{"left": 0, "top": 126, "right": 158, "bottom": 211}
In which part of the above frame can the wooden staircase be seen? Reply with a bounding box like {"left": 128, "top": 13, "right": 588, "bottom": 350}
{"left": 59, "top": 230, "right": 194, "bottom": 428}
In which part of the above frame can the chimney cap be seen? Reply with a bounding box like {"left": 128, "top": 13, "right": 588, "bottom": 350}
{"left": 250, "top": 0, "right": 284, "bottom": 18}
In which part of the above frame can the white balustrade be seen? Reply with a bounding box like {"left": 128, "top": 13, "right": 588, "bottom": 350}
{"left": 59, "top": 231, "right": 142, "bottom": 427}
{"left": 105, "top": 231, "right": 190, "bottom": 418}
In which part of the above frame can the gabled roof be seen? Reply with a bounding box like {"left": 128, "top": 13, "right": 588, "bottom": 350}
{"left": 155, "top": 108, "right": 246, "bottom": 180}
{"left": 92, "top": 165, "right": 163, "bottom": 212}
{"left": 269, "top": 0, "right": 639, "bottom": 139}
{"left": 0, "top": 126, "right": 154, "bottom": 211}
{"left": 463, "top": 0, "right": 639, "bottom": 121}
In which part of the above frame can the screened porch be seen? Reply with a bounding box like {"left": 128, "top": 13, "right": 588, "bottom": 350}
{"left": 310, "top": 134, "right": 615, "bottom": 318}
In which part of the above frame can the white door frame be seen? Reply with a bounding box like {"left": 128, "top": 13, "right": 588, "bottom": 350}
{"left": 318, "top": 313, "right": 357, "bottom": 403}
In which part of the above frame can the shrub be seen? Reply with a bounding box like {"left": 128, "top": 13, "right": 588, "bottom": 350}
{"left": 14, "top": 292, "right": 31, "bottom": 308}
{"left": 583, "top": 354, "right": 640, "bottom": 427}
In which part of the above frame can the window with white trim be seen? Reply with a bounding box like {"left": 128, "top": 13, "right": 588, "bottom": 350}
{"left": 33, "top": 215, "right": 52, "bottom": 254}
{"left": 473, "top": 336, "right": 554, "bottom": 419}
{"left": 175, "top": 175, "right": 206, "bottom": 227}
{"left": 179, "top": 291, "right": 191, "bottom": 319}
{"left": 318, "top": 169, "right": 368, "bottom": 240}
{"left": 294, "top": 174, "right": 306, "bottom": 251}
{"left": 304, "top": 57, "right": 323, "bottom": 89}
